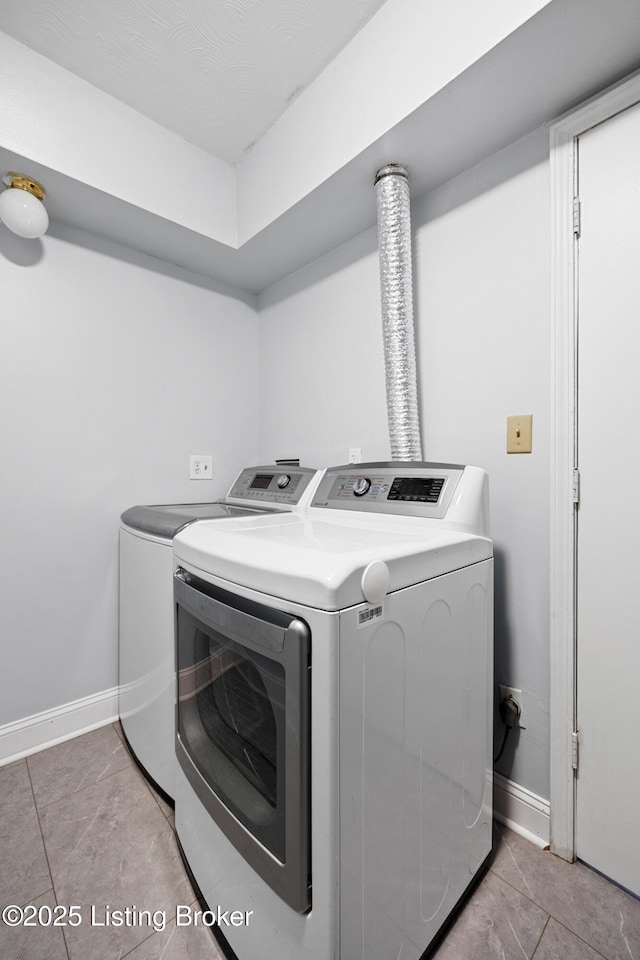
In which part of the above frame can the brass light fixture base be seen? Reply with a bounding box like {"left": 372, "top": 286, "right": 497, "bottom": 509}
{"left": 2, "top": 172, "right": 46, "bottom": 200}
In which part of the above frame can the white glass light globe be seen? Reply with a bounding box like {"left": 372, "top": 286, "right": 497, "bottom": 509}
{"left": 0, "top": 187, "right": 49, "bottom": 239}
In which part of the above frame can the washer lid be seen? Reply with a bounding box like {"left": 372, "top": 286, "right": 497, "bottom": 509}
{"left": 174, "top": 514, "right": 492, "bottom": 610}
{"left": 120, "top": 502, "right": 274, "bottom": 539}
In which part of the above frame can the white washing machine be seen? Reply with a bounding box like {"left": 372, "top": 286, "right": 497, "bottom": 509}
{"left": 118, "top": 464, "right": 322, "bottom": 801}
{"left": 172, "top": 461, "right": 493, "bottom": 960}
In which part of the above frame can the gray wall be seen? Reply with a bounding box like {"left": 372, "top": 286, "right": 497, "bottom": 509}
{"left": 1, "top": 127, "right": 553, "bottom": 802}
{"left": 258, "top": 129, "right": 551, "bottom": 800}
{"left": 0, "top": 226, "right": 260, "bottom": 727}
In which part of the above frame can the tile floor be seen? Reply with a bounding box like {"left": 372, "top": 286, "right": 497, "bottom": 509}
{"left": 0, "top": 723, "right": 638, "bottom": 959}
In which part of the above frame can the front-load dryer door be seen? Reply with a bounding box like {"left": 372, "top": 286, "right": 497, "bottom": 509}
{"left": 174, "top": 569, "right": 311, "bottom": 913}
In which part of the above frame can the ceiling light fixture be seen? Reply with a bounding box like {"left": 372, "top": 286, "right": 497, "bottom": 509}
{"left": 0, "top": 173, "right": 49, "bottom": 239}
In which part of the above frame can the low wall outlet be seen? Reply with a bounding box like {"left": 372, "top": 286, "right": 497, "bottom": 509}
{"left": 190, "top": 455, "right": 213, "bottom": 479}
{"left": 499, "top": 684, "right": 525, "bottom": 728}
{"left": 348, "top": 447, "right": 362, "bottom": 464}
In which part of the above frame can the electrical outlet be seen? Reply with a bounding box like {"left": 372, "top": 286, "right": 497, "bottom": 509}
{"left": 348, "top": 447, "right": 362, "bottom": 464}
{"left": 499, "top": 684, "right": 525, "bottom": 728}
{"left": 189, "top": 455, "right": 213, "bottom": 480}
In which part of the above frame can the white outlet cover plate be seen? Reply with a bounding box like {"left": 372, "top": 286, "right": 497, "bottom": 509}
{"left": 190, "top": 455, "right": 213, "bottom": 480}
{"left": 499, "top": 684, "right": 525, "bottom": 728}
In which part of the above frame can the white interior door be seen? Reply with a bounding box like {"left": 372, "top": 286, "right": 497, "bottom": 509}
{"left": 576, "top": 99, "right": 640, "bottom": 897}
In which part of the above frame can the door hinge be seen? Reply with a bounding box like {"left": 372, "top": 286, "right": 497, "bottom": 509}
{"left": 573, "top": 196, "right": 581, "bottom": 237}
{"left": 572, "top": 468, "right": 580, "bottom": 505}
{"left": 571, "top": 730, "right": 579, "bottom": 771}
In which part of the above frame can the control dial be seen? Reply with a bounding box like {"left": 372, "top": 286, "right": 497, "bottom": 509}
{"left": 276, "top": 474, "right": 291, "bottom": 489}
{"left": 353, "top": 477, "right": 371, "bottom": 497}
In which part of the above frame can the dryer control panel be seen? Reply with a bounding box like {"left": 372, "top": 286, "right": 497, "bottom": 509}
{"left": 311, "top": 462, "right": 465, "bottom": 520}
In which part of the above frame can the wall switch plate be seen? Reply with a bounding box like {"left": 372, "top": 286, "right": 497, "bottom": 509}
{"left": 499, "top": 684, "right": 525, "bottom": 728}
{"left": 189, "top": 455, "right": 212, "bottom": 479}
{"left": 348, "top": 447, "right": 362, "bottom": 463}
{"left": 507, "top": 414, "right": 533, "bottom": 453}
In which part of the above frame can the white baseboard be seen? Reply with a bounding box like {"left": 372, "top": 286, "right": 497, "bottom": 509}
{"left": 1, "top": 694, "right": 552, "bottom": 851}
{"left": 0, "top": 687, "right": 119, "bottom": 767}
{"left": 494, "top": 772, "right": 551, "bottom": 848}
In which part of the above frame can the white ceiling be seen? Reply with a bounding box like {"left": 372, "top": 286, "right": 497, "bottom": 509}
{"left": 0, "top": 0, "right": 387, "bottom": 165}
{"left": 3, "top": 0, "right": 640, "bottom": 293}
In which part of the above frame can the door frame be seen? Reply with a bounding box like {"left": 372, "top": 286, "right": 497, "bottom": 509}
{"left": 549, "top": 69, "right": 640, "bottom": 861}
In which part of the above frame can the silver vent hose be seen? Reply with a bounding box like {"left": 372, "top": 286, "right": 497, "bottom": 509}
{"left": 375, "top": 163, "right": 423, "bottom": 460}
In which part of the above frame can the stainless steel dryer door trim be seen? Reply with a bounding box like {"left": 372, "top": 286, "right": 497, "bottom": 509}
{"left": 174, "top": 569, "right": 311, "bottom": 913}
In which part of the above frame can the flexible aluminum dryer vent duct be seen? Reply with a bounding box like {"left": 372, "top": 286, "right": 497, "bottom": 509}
{"left": 375, "top": 163, "right": 423, "bottom": 460}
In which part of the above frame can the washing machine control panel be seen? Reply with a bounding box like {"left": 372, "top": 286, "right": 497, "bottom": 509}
{"left": 227, "top": 465, "right": 317, "bottom": 506}
{"left": 311, "top": 462, "right": 464, "bottom": 519}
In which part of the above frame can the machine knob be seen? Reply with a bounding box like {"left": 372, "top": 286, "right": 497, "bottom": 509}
{"left": 353, "top": 477, "right": 371, "bottom": 497}
{"left": 361, "top": 561, "right": 390, "bottom": 604}
{"left": 276, "top": 474, "right": 291, "bottom": 488}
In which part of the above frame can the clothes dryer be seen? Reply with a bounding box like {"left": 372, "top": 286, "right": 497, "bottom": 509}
{"left": 173, "top": 461, "right": 493, "bottom": 960}
{"left": 118, "top": 465, "right": 321, "bottom": 800}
